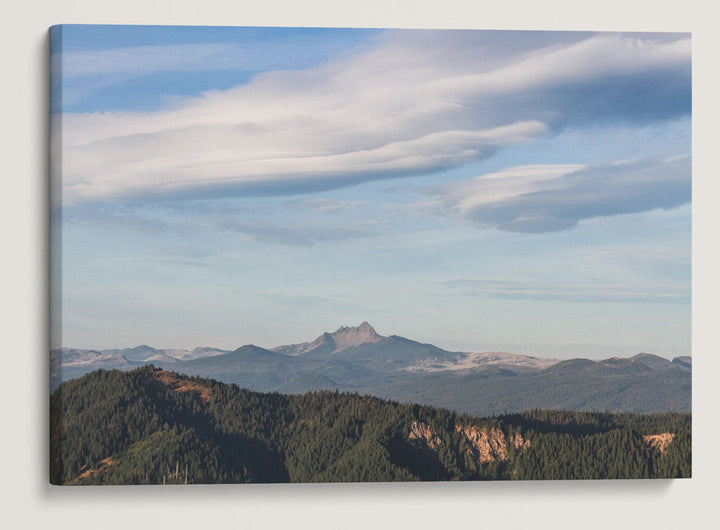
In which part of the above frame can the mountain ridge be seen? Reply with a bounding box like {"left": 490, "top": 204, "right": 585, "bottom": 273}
{"left": 50, "top": 322, "right": 691, "bottom": 415}
{"left": 55, "top": 321, "right": 689, "bottom": 365}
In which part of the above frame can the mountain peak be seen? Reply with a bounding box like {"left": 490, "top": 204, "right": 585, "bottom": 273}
{"left": 334, "top": 321, "right": 376, "bottom": 334}
{"left": 329, "top": 322, "right": 381, "bottom": 352}
{"left": 272, "top": 322, "right": 383, "bottom": 356}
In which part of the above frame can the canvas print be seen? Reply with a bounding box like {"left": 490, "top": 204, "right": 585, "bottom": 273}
{"left": 49, "top": 25, "right": 691, "bottom": 485}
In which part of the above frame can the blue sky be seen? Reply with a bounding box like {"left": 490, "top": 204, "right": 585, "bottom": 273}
{"left": 51, "top": 26, "right": 691, "bottom": 358}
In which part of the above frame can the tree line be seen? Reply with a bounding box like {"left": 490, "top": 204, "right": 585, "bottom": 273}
{"left": 50, "top": 366, "right": 691, "bottom": 485}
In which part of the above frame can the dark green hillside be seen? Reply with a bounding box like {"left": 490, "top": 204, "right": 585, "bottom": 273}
{"left": 276, "top": 372, "right": 341, "bottom": 393}
{"left": 50, "top": 366, "right": 690, "bottom": 485}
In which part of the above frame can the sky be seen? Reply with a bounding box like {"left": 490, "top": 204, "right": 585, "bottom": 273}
{"left": 50, "top": 25, "right": 691, "bottom": 358}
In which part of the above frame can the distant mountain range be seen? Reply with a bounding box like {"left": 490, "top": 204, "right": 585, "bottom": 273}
{"left": 51, "top": 322, "right": 691, "bottom": 415}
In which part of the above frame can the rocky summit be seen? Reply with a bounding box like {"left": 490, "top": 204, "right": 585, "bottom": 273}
{"left": 327, "top": 321, "right": 382, "bottom": 353}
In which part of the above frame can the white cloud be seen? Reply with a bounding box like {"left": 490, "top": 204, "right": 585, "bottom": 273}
{"left": 426, "top": 155, "right": 691, "bottom": 233}
{"left": 55, "top": 31, "right": 690, "bottom": 205}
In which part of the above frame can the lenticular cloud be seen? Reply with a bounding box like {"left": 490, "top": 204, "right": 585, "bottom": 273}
{"left": 55, "top": 30, "right": 691, "bottom": 205}
{"left": 428, "top": 156, "right": 691, "bottom": 233}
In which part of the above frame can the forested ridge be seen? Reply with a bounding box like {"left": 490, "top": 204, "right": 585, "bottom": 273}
{"left": 50, "top": 366, "right": 690, "bottom": 485}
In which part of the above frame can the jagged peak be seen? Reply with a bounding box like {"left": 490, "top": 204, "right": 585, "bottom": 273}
{"left": 328, "top": 322, "right": 382, "bottom": 352}
{"left": 271, "top": 322, "right": 383, "bottom": 356}
{"left": 334, "top": 321, "right": 377, "bottom": 334}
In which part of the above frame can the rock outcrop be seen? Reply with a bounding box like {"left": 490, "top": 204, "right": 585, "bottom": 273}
{"left": 453, "top": 425, "right": 530, "bottom": 463}
{"left": 511, "top": 432, "right": 530, "bottom": 451}
{"left": 408, "top": 421, "right": 443, "bottom": 450}
{"left": 643, "top": 433, "right": 675, "bottom": 455}
{"left": 456, "top": 425, "right": 508, "bottom": 463}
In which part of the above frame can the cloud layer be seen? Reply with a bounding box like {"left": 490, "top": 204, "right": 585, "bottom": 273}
{"left": 427, "top": 156, "right": 690, "bottom": 233}
{"left": 55, "top": 30, "right": 690, "bottom": 205}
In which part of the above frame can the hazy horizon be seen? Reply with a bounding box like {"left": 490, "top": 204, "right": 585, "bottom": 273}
{"left": 51, "top": 26, "right": 691, "bottom": 360}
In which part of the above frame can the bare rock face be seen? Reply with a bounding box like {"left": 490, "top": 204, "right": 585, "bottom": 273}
{"left": 330, "top": 321, "right": 382, "bottom": 353}
{"left": 272, "top": 321, "right": 383, "bottom": 356}
{"left": 456, "top": 425, "right": 508, "bottom": 463}
{"left": 409, "top": 421, "right": 529, "bottom": 461}
{"left": 511, "top": 432, "right": 530, "bottom": 450}
{"left": 643, "top": 433, "right": 675, "bottom": 455}
{"left": 408, "top": 421, "right": 443, "bottom": 450}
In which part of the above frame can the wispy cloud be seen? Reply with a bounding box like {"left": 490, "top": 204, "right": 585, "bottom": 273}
{"left": 439, "top": 278, "right": 689, "bottom": 304}
{"left": 55, "top": 31, "right": 690, "bottom": 205}
{"left": 424, "top": 155, "right": 690, "bottom": 233}
{"left": 65, "top": 197, "right": 387, "bottom": 247}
